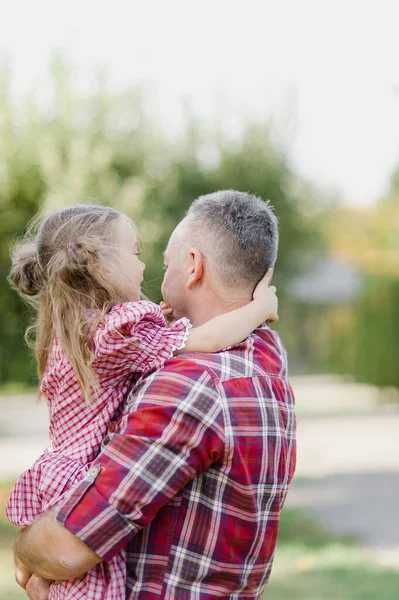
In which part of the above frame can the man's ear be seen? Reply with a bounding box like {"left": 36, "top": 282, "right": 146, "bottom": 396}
{"left": 187, "top": 248, "right": 204, "bottom": 289}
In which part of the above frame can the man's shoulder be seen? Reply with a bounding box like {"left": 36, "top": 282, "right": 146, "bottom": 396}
{"left": 127, "top": 355, "right": 222, "bottom": 417}
{"left": 154, "top": 326, "right": 289, "bottom": 384}
{"left": 150, "top": 354, "right": 221, "bottom": 386}
{"left": 127, "top": 328, "right": 291, "bottom": 415}
{"left": 128, "top": 354, "right": 220, "bottom": 400}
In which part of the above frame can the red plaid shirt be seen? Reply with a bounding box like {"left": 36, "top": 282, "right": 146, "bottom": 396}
{"left": 56, "top": 325, "right": 296, "bottom": 599}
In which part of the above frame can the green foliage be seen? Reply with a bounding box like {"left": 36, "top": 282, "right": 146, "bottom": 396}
{"left": 307, "top": 278, "right": 399, "bottom": 390}
{"left": 0, "top": 58, "right": 325, "bottom": 385}
{"left": 353, "top": 278, "right": 399, "bottom": 388}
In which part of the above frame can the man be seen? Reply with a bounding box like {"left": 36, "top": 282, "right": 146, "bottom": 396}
{"left": 15, "top": 190, "right": 296, "bottom": 599}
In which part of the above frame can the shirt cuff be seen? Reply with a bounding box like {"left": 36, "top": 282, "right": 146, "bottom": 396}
{"left": 55, "top": 464, "right": 138, "bottom": 561}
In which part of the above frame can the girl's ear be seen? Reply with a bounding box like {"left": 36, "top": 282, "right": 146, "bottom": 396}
{"left": 187, "top": 248, "right": 204, "bottom": 289}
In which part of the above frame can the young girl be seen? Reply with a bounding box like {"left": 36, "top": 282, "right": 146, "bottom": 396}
{"left": 6, "top": 204, "right": 278, "bottom": 600}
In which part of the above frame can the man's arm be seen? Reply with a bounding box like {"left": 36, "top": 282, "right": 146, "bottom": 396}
{"left": 14, "top": 511, "right": 101, "bottom": 583}
{"left": 15, "top": 358, "right": 224, "bottom": 582}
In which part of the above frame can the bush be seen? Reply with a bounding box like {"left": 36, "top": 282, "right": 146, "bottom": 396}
{"left": 353, "top": 278, "right": 399, "bottom": 388}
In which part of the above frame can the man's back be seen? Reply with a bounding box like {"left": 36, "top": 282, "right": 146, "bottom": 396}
{"left": 57, "top": 326, "right": 295, "bottom": 599}
{"left": 119, "top": 325, "right": 296, "bottom": 598}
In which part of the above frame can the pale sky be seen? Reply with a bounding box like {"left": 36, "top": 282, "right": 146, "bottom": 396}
{"left": 2, "top": 0, "right": 399, "bottom": 206}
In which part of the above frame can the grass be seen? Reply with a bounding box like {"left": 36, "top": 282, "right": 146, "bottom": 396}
{"left": 0, "top": 383, "right": 35, "bottom": 396}
{"left": 1, "top": 480, "right": 398, "bottom": 599}
{"left": 264, "top": 508, "right": 399, "bottom": 599}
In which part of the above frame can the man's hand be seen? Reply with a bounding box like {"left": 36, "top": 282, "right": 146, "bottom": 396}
{"left": 15, "top": 554, "right": 51, "bottom": 600}
{"left": 25, "top": 575, "right": 51, "bottom": 600}
{"left": 14, "top": 511, "right": 102, "bottom": 583}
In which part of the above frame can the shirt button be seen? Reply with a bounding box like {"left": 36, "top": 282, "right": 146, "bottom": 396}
{"left": 87, "top": 465, "right": 100, "bottom": 481}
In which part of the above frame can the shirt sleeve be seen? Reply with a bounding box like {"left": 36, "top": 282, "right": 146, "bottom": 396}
{"left": 55, "top": 359, "right": 225, "bottom": 560}
{"left": 92, "top": 301, "right": 192, "bottom": 383}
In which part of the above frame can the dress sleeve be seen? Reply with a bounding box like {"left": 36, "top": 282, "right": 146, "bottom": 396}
{"left": 92, "top": 301, "right": 192, "bottom": 383}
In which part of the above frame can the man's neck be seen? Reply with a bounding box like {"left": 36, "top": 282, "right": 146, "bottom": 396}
{"left": 188, "top": 294, "right": 253, "bottom": 327}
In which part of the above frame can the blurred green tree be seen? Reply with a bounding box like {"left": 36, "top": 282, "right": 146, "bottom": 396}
{"left": 0, "top": 57, "right": 325, "bottom": 386}
{"left": 315, "top": 170, "right": 399, "bottom": 389}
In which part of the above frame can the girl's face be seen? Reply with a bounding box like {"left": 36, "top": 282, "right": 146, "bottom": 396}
{"left": 113, "top": 217, "right": 145, "bottom": 301}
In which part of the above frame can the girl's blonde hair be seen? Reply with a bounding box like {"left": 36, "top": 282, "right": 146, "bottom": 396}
{"left": 9, "top": 204, "right": 135, "bottom": 402}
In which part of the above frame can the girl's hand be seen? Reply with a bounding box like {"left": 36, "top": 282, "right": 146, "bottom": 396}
{"left": 25, "top": 575, "right": 52, "bottom": 600}
{"left": 253, "top": 269, "right": 278, "bottom": 323}
{"left": 160, "top": 301, "right": 176, "bottom": 325}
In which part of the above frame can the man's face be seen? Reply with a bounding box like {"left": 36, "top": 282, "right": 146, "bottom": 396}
{"left": 161, "top": 223, "right": 190, "bottom": 320}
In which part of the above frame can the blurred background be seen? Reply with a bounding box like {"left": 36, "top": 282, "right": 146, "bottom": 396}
{"left": 0, "top": 1, "right": 398, "bottom": 598}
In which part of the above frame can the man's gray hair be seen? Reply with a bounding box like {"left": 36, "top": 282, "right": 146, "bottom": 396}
{"left": 185, "top": 190, "right": 279, "bottom": 289}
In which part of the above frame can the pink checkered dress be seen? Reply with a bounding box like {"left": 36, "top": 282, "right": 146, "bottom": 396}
{"left": 6, "top": 301, "right": 191, "bottom": 600}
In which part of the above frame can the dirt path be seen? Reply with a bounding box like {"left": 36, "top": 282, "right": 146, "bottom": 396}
{"left": 286, "top": 377, "right": 399, "bottom": 567}
{"left": 1, "top": 394, "right": 48, "bottom": 479}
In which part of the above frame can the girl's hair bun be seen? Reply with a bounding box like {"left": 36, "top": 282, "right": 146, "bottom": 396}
{"left": 8, "top": 242, "right": 45, "bottom": 297}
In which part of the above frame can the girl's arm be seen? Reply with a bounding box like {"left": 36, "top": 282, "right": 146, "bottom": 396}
{"left": 176, "top": 269, "right": 278, "bottom": 354}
